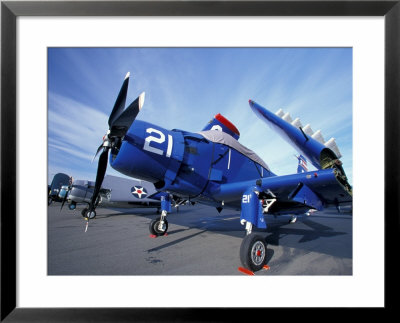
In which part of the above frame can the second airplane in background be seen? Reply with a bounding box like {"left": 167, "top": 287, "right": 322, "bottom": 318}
{"left": 59, "top": 174, "right": 180, "bottom": 216}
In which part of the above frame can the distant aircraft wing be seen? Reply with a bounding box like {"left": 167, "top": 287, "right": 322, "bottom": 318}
{"left": 147, "top": 191, "right": 165, "bottom": 200}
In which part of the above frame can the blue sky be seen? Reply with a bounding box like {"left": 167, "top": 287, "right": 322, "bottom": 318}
{"left": 48, "top": 47, "right": 352, "bottom": 185}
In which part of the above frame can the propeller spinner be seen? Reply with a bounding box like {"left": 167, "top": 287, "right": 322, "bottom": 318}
{"left": 82, "top": 72, "right": 145, "bottom": 222}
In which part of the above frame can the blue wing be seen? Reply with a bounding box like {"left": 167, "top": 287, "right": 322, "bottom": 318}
{"left": 213, "top": 168, "right": 351, "bottom": 211}
{"left": 208, "top": 101, "right": 352, "bottom": 223}
{"left": 249, "top": 100, "right": 343, "bottom": 171}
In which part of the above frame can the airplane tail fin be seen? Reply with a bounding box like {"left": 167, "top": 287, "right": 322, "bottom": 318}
{"left": 202, "top": 113, "right": 240, "bottom": 139}
{"left": 296, "top": 155, "right": 308, "bottom": 173}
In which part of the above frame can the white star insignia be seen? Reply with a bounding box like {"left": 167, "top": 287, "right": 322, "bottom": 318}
{"left": 132, "top": 186, "right": 147, "bottom": 199}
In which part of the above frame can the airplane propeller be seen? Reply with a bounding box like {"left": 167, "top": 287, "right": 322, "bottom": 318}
{"left": 60, "top": 177, "right": 73, "bottom": 211}
{"left": 83, "top": 72, "right": 145, "bottom": 223}
{"left": 60, "top": 192, "right": 69, "bottom": 211}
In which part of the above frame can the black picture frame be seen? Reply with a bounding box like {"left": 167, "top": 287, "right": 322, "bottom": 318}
{"left": 1, "top": 0, "right": 398, "bottom": 321}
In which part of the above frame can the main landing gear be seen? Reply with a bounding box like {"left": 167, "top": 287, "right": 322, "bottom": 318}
{"left": 239, "top": 186, "right": 276, "bottom": 273}
{"left": 149, "top": 210, "right": 168, "bottom": 236}
{"left": 240, "top": 232, "right": 267, "bottom": 272}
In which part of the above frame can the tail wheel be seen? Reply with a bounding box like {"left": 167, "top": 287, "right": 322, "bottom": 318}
{"left": 240, "top": 233, "right": 267, "bottom": 272}
{"left": 149, "top": 218, "right": 168, "bottom": 236}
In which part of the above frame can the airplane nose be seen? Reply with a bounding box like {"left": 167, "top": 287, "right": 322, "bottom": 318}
{"left": 110, "top": 120, "right": 185, "bottom": 185}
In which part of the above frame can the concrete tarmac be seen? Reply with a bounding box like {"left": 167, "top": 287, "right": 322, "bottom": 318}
{"left": 48, "top": 203, "right": 352, "bottom": 275}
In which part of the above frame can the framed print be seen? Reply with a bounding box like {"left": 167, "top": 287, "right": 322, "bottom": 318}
{"left": 2, "top": 0, "right": 399, "bottom": 321}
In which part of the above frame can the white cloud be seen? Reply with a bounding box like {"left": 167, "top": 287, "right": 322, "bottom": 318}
{"left": 48, "top": 92, "right": 110, "bottom": 179}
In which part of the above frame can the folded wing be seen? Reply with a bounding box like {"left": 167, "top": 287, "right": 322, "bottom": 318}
{"left": 249, "top": 100, "right": 342, "bottom": 170}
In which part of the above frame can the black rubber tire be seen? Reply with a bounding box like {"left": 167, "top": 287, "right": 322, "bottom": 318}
{"left": 239, "top": 233, "right": 267, "bottom": 272}
{"left": 149, "top": 218, "right": 168, "bottom": 236}
{"left": 87, "top": 210, "right": 96, "bottom": 219}
{"left": 81, "top": 208, "right": 96, "bottom": 219}
{"left": 81, "top": 208, "right": 88, "bottom": 218}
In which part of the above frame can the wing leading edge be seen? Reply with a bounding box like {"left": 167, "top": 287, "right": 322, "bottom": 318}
{"left": 248, "top": 100, "right": 347, "bottom": 172}
{"left": 213, "top": 168, "right": 351, "bottom": 209}
{"left": 211, "top": 168, "right": 351, "bottom": 228}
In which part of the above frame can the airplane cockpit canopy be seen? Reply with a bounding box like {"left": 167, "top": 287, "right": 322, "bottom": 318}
{"left": 198, "top": 130, "right": 270, "bottom": 172}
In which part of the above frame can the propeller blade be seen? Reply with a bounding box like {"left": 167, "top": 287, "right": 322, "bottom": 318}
{"left": 109, "top": 92, "right": 145, "bottom": 138}
{"left": 89, "top": 148, "right": 109, "bottom": 210}
{"left": 85, "top": 74, "right": 142, "bottom": 219}
{"left": 60, "top": 193, "right": 68, "bottom": 211}
{"left": 91, "top": 143, "right": 104, "bottom": 163}
{"left": 108, "top": 72, "right": 130, "bottom": 128}
{"left": 60, "top": 183, "right": 72, "bottom": 211}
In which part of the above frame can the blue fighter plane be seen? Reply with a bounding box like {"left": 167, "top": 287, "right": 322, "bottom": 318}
{"left": 86, "top": 73, "right": 352, "bottom": 272}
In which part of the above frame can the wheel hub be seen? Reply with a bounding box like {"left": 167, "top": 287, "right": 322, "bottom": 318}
{"left": 88, "top": 211, "right": 96, "bottom": 219}
{"left": 157, "top": 221, "right": 166, "bottom": 232}
{"left": 251, "top": 241, "right": 265, "bottom": 266}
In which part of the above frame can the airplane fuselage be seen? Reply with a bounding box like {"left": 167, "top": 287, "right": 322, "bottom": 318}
{"left": 110, "top": 120, "right": 274, "bottom": 210}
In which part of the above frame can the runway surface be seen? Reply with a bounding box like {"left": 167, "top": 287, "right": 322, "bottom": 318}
{"left": 48, "top": 203, "right": 352, "bottom": 275}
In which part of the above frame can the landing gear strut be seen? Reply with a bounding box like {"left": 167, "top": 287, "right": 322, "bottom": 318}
{"left": 149, "top": 210, "right": 169, "bottom": 236}
{"left": 149, "top": 193, "right": 171, "bottom": 237}
{"left": 239, "top": 186, "right": 275, "bottom": 272}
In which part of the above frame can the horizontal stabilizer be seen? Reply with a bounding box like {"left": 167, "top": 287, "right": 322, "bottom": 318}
{"left": 249, "top": 100, "right": 342, "bottom": 170}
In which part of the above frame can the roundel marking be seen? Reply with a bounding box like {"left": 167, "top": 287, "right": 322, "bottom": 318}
{"left": 131, "top": 186, "right": 148, "bottom": 199}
